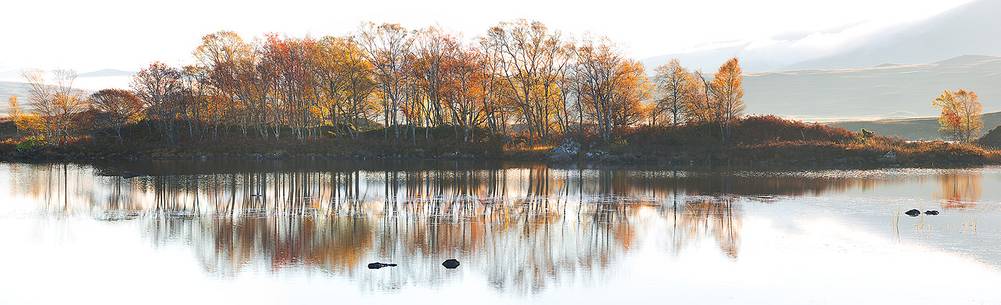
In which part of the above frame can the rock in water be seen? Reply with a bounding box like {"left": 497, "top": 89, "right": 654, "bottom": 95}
{"left": 904, "top": 209, "right": 921, "bottom": 217}
{"left": 442, "top": 259, "right": 460, "bottom": 269}
{"left": 924, "top": 210, "right": 940, "bottom": 215}
{"left": 367, "top": 262, "right": 397, "bottom": 269}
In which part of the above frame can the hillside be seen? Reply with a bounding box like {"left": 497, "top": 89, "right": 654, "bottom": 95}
{"left": 642, "top": 0, "right": 1001, "bottom": 73}
{"left": 744, "top": 55, "right": 1001, "bottom": 119}
{"left": 980, "top": 125, "right": 1001, "bottom": 149}
{"left": 792, "top": 0, "right": 1001, "bottom": 69}
{"left": 830, "top": 111, "right": 1001, "bottom": 141}
{"left": 0, "top": 70, "right": 130, "bottom": 115}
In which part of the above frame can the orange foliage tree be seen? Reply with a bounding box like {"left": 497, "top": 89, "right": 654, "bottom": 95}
{"left": 933, "top": 89, "right": 983, "bottom": 143}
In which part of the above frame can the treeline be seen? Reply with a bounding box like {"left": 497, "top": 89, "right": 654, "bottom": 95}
{"left": 9, "top": 20, "right": 744, "bottom": 147}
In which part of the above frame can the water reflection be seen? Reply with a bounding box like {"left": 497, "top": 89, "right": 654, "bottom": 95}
{"left": 3, "top": 163, "right": 997, "bottom": 293}
{"left": 937, "top": 172, "right": 982, "bottom": 209}
{"left": 673, "top": 197, "right": 741, "bottom": 259}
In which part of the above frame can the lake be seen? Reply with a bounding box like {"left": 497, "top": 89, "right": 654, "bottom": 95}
{"left": 1, "top": 162, "right": 999, "bottom": 305}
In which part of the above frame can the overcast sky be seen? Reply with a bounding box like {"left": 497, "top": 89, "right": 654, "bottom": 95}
{"left": 0, "top": 0, "right": 974, "bottom": 72}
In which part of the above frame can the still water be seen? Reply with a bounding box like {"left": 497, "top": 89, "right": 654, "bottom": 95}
{"left": 0, "top": 162, "right": 999, "bottom": 305}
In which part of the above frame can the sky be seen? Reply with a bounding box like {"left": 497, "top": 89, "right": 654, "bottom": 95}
{"left": 0, "top": 0, "right": 975, "bottom": 73}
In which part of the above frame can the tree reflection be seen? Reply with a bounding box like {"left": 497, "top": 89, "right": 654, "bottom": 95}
{"left": 670, "top": 197, "right": 741, "bottom": 259}
{"left": 937, "top": 172, "right": 982, "bottom": 209}
{"left": 6, "top": 163, "right": 982, "bottom": 293}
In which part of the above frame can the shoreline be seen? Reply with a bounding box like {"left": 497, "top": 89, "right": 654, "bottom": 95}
{"left": 4, "top": 117, "right": 997, "bottom": 171}
{"left": 4, "top": 146, "right": 996, "bottom": 172}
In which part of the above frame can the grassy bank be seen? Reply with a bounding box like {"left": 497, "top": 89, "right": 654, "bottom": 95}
{"left": 604, "top": 116, "right": 997, "bottom": 168}
{"left": 2, "top": 116, "right": 997, "bottom": 169}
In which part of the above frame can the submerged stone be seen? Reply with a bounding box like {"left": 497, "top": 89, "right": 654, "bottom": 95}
{"left": 442, "top": 259, "right": 460, "bottom": 269}
{"left": 367, "top": 262, "right": 397, "bottom": 269}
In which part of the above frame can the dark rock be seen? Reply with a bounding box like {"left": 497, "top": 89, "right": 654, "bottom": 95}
{"left": 442, "top": 259, "right": 460, "bottom": 269}
{"left": 904, "top": 209, "right": 921, "bottom": 217}
{"left": 367, "top": 262, "right": 397, "bottom": 269}
{"left": 924, "top": 210, "right": 940, "bottom": 215}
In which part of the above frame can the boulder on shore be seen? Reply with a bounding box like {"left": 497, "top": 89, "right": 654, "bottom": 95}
{"left": 548, "top": 140, "right": 581, "bottom": 161}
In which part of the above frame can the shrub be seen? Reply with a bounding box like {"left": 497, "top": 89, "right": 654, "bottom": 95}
{"left": 15, "top": 136, "right": 44, "bottom": 153}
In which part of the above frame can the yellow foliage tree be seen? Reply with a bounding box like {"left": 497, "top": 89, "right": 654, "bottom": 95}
{"left": 932, "top": 89, "right": 983, "bottom": 143}
{"left": 8, "top": 96, "right": 46, "bottom": 138}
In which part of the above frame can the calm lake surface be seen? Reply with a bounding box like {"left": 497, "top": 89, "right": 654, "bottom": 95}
{"left": 1, "top": 162, "right": 1000, "bottom": 305}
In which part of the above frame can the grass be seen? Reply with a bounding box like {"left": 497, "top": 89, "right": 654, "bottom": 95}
{"left": 0, "top": 115, "right": 996, "bottom": 168}
{"left": 600, "top": 115, "right": 996, "bottom": 167}
{"left": 830, "top": 111, "right": 1001, "bottom": 141}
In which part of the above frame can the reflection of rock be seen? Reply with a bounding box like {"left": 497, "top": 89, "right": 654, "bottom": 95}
{"left": 367, "top": 262, "right": 397, "bottom": 269}
{"left": 442, "top": 259, "right": 460, "bottom": 269}
{"left": 120, "top": 171, "right": 141, "bottom": 179}
{"left": 925, "top": 210, "right": 940, "bottom": 215}
{"left": 879, "top": 152, "right": 897, "bottom": 163}
{"left": 905, "top": 209, "right": 921, "bottom": 217}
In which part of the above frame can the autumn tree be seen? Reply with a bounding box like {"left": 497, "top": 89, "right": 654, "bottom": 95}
{"left": 192, "top": 31, "right": 256, "bottom": 138}
{"left": 681, "top": 70, "right": 713, "bottom": 124}
{"left": 258, "top": 35, "right": 320, "bottom": 140}
{"left": 555, "top": 57, "right": 582, "bottom": 137}
{"left": 575, "top": 38, "right": 651, "bottom": 141}
{"left": 22, "top": 69, "right": 87, "bottom": 143}
{"left": 653, "top": 59, "right": 689, "bottom": 126}
{"left": 609, "top": 59, "right": 651, "bottom": 129}
{"left": 313, "top": 36, "right": 376, "bottom": 138}
{"left": 576, "top": 38, "right": 622, "bottom": 141}
{"left": 933, "top": 89, "right": 983, "bottom": 142}
{"left": 483, "top": 20, "right": 572, "bottom": 144}
{"left": 8, "top": 96, "right": 44, "bottom": 138}
{"left": 132, "top": 62, "right": 184, "bottom": 143}
{"left": 80, "top": 24, "right": 746, "bottom": 148}
{"left": 409, "top": 27, "right": 458, "bottom": 133}
{"left": 90, "top": 89, "right": 144, "bottom": 140}
{"left": 710, "top": 58, "right": 745, "bottom": 142}
{"left": 679, "top": 58, "right": 744, "bottom": 143}
{"left": 359, "top": 23, "right": 414, "bottom": 141}
{"left": 443, "top": 44, "right": 491, "bottom": 141}
{"left": 476, "top": 41, "right": 510, "bottom": 136}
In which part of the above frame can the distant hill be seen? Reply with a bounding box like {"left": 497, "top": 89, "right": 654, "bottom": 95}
{"left": 643, "top": 0, "right": 1001, "bottom": 73}
{"left": 979, "top": 125, "right": 1001, "bottom": 149}
{"left": 641, "top": 42, "right": 792, "bottom": 73}
{"left": 78, "top": 69, "right": 133, "bottom": 78}
{"left": 744, "top": 55, "right": 1001, "bottom": 119}
{"left": 830, "top": 111, "right": 1001, "bottom": 141}
{"left": 0, "top": 81, "right": 31, "bottom": 114}
{"left": 0, "top": 68, "right": 131, "bottom": 115}
{"left": 791, "top": 0, "right": 1001, "bottom": 70}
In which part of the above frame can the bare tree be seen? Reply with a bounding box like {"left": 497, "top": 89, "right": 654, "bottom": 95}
{"left": 22, "top": 69, "right": 87, "bottom": 143}
{"left": 358, "top": 22, "right": 414, "bottom": 142}
{"left": 132, "top": 62, "right": 184, "bottom": 143}
{"left": 653, "top": 59, "right": 688, "bottom": 126}
{"left": 483, "top": 20, "right": 572, "bottom": 144}
{"left": 576, "top": 37, "right": 622, "bottom": 141}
